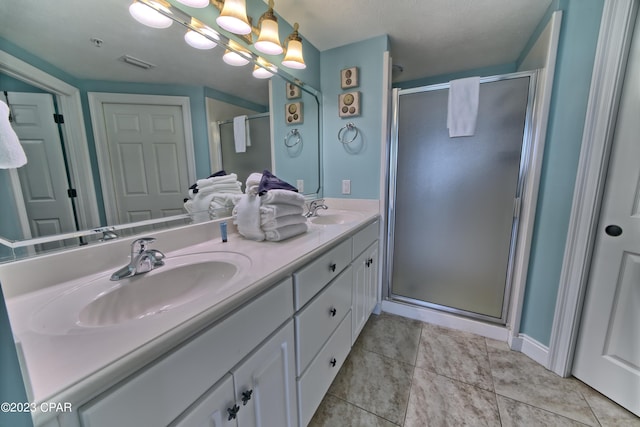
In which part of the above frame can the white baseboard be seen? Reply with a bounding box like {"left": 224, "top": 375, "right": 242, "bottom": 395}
{"left": 510, "top": 333, "right": 550, "bottom": 367}
{"left": 381, "top": 300, "right": 509, "bottom": 342}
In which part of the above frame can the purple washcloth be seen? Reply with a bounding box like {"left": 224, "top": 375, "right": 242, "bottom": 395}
{"left": 258, "top": 169, "right": 298, "bottom": 196}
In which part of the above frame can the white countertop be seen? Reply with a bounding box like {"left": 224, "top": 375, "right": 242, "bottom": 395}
{"left": 0, "top": 199, "right": 379, "bottom": 424}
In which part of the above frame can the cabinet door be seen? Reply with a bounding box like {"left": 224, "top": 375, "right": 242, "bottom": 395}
{"left": 365, "top": 244, "right": 379, "bottom": 315}
{"left": 352, "top": 250, "right": 368, "bottom": 344}
{"left": 171, "top": 374, "right": 237, "bottom": 427}
{"left": 233, "top": 320, "right": 297, "bottom": 427}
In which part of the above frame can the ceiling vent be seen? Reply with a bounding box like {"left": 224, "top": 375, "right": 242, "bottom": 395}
{"left": 119, "top": 55, "right": 156, "bottom": 70}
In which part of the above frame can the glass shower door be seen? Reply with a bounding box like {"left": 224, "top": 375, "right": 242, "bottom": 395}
{"left": 389, "top": 74, "right": 533, "bottom": 322}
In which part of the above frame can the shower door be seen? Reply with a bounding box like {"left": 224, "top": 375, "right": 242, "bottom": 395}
{"left": 388, "top": 73, "right": 535, "bottom": 323}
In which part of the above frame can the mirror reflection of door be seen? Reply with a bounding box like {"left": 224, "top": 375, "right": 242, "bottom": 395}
{"left": 4, "top": 91, "right": 78, "bottom": 245}
{"left": 90, "top": 94, "right": 196, "bottom": 225}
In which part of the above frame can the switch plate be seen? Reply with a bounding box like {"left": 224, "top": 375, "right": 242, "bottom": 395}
{"left": 296, "top": 179, "right": 304, "bottom": 192}
{"left": 342, "top": 179, "right": 351, "bottom": 195}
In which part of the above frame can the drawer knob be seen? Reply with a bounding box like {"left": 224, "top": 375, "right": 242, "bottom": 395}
{"left": 366, "top": 258, "right": 373, "bottom": 267}
{"left": 329, "top": 307, "right": 337, "bottom": 317}
{"left": 329, "top": 263, "right": 337, "bottom": 272}
{"left": 227, "top": 404, "right": 240, "bottom": 420}
{"left": 241, "top": 389, "right": 253, "bottom": 405}
{"left": 330, "top": 357, "right": 337, "bottom": 367}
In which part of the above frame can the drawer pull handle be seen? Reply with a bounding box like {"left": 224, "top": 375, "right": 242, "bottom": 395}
{"left": 227, "top": 404, "right": 240, "bottom": 420}
{"left": 366, "top": 258, "right": 373, "bottom": 267}
{"left": 330, "top": 357, "right": 337, "bottom": 368}
{"left": 241, "top": 389, "right": 253, "bottom": 405}
{"left": 329, "top": 307, "right": 337, "bottom": 317}
{"left": 329, "top": 263, "right": 337, "bottom": 272}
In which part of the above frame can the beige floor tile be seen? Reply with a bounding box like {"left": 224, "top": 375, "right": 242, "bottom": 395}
{"left": 578, "top": 383, "right": 640, "bottom": 427}
{"left": 327, "top": 345, "right": 413, "bottom": 425}
{"left": 486, "top": 338, "right": 599, "bottom": 426}
{"left": 405, "top": 366, "right": 500, "bottom": 427}
{"left": 355, "top": 312, "right": 423, "bottom": 365}
{"left": 416, "top": 323, "right": 494, "bottom": 391}
{"left": 497, "top": 395, "right": 591, "bottom": 426}
{"left": 309, "top": 394, "right": 399, "bottom": 427}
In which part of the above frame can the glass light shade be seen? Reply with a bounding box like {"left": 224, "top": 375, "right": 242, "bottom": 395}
{"left": 129, "top": 1, "right": 173, "bottom": 29}
{"left": 216, "top": 0, "right": 251, "bottom": 35}
{"left": 175, "top": 0, "right": 209, "bottom": 7}
{"left": 255, "top": 16, "right": 283, "bottom": 55}
{"left": 223, "top": 40, "right": 251, "bottom": 66}
{"left": 282, "top": 38, "right": 306, "bottom": 69}
{"left": 253, "top": 59, "right": 276, "bottom": 79}
{"left": 184, "top": 29, "right": 218, "bottom": 49}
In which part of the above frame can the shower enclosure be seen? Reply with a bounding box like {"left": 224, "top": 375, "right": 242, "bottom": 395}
{"left": 387, "top": 72, "right": 536, "bottom": 324}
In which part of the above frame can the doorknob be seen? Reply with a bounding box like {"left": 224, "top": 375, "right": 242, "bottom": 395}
{"left": 605, "top": 225, "right": 622, "bottom": 237}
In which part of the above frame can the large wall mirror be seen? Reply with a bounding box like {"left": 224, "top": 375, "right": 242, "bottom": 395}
{"left": 0, "top": 0, "right": 321, "bottom": 261}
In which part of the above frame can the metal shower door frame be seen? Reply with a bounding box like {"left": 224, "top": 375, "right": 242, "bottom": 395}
{"left": 385, "top": 71, "right": 537, "bottom": 324}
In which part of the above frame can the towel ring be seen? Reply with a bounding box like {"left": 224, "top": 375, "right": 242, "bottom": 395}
{"left": 338, "top": 122, "right": 359, "bottom": 144}
{"left": 284, "top": 129, "right": 301, "bottom": 147}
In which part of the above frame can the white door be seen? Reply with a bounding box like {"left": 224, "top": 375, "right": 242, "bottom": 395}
{"left": 572, "top": 10, "right": 640, "bottom": 417}
{"left": 7, "top": 92, "right": 76, "bottom": 238}
{"left": 101, "top": 102, "right": 191, "bottom": 223}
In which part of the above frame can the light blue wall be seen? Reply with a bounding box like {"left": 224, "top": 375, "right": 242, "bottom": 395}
{"left": 520, "top": 0, "right": 604, "bottom": 345}
{"left": 321, "top": 35, "right": 389, "bottom": 199}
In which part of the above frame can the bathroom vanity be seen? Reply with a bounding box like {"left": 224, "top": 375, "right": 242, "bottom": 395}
{"left": 0, "top": 200, "right": 380, "bottom": 427}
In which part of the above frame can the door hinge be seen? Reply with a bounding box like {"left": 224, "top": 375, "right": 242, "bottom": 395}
{"left": 513, "top": 197, "right": 522, "bottom": 219}
{"left": 67, "top": 188, "right": 78, "bottom": 198}
{"left": 53, "top": 113, "right": 64, "bottom": 124}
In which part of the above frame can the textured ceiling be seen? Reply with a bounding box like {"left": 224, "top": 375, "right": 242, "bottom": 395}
{"left": 1, "top": 0, "right": 552, "bottom": 104}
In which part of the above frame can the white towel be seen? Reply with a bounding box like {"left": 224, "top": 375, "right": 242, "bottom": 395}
{"left": 197, "top": 173, "right": 238, "bottom": 187}
{"left": 234, "top": 194, "right": 265, "bottom": 241}
{"left": 265, "top": 223, "right": 308, "bottom": 242}
{"left": 245, "top": 172, "right": 263, "bottom": 196}
{"left": 233, "top": 115, "right": 249, "bottom": 153}
{"left": 260, "top": 189, "right": 305, "bottom": 207}
{"left": 259, "top": 204, "right": 304, "bottom": 221}
{"left": 261, "top": 213, "right": 306, "bottom": 231}
{"left": 447, "top": 77, "right": 480, "bottom": 137}
{"left": 0, "top": 100, "right": 27, "bottom": 169}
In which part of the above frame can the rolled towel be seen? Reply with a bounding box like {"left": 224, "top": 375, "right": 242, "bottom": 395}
{"left": 197, "top": 173, "right": 238, "bottom": 187}
{"left": 260, "top": 189, "right": 305, "bottom": 207}
{"left": 265, "top": 223, "right": 308, "bottom": 242}
{"left": 261, "top": 213, "right": 306, "bottom": 231}
{"left": 196, "top": 182, "right": 242, "bottom": 196}
{"left": 246, "top": 172, "right": 263, "bottom": 196}
{"left": 259, "top": 204, "right": 304, "bottom": 222}
{"left": 234, "top": 194, "right": 264, "bottom": 241}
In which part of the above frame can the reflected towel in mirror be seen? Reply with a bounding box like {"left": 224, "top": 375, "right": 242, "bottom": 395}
{"left": 0, "top": 100, "right": 27, "bottom": 169}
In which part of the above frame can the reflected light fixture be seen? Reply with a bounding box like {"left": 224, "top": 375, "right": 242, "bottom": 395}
{"left": 253, "top": 58, "right": 277, "bottom": 79}
{"left": 216, "top": 0, "right": 252, "bottom": 35}
{"left": 223, "top": 40, "right": 251, "bottom": 66}
{"left": 174, "top": 0, "right": 209, "bottom": 7}
{"left": 281, "top": 23, "right": 306, "bottom": 69}
{"left": 254, "top": 0, "right": 283, "bottom": 55}
{"left": 129, "top": 0, "right": 173, "bottom": 29}
{"left": 184, "top": 18, "right": 220, "bottom": 50}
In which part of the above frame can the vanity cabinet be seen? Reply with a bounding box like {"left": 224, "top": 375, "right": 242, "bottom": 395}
{"left": 352, "top": 241, "right": 379, "bottom": 344}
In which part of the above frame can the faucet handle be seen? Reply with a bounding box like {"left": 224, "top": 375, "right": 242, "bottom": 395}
{"left": 309, "top": 198, "right": 325, "bottom": 209}
{"left": 131, "top": 237, "right": 156, "bottom": 256}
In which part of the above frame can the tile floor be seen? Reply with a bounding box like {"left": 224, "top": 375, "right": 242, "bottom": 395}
{"left": 309, "top": 312, "right": 640, "bottom": 427}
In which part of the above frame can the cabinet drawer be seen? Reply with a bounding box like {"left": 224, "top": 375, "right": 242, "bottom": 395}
{"left": 352, "top": 220, "right": 379, "bottom": 259}
{"left": 295, "top": 266, "right": 352, "bottom": 375}
{"left": 297, "top": 311, "right": 352, "bottom": 427}
{"left": 293, "top": 238, "right": 352, "bottom": 310}
{"left": 79, "top": 278, "right": 293, "bottom": 427}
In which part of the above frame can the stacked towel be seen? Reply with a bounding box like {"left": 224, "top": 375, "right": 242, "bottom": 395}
{"left": 233, "top": 172, "right": 308, "bottom": 242}
{"left": 184, "top": 171, "right": 243, "bottom": 220}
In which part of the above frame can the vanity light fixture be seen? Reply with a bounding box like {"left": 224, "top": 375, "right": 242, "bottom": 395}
{"left": 174, "top": 0, "right": 210, "bottom": 7}
{"left": 129, "top": 0, "right": 173, "bottom": 29}
{"left": 281, "top": 23, "right": 306, "bottom": 69}
{"left": 184, "top": 18, "right": 220, "bottom": 50}
{"left": 254, "top": 0, "right": 283, "bottom": 55}
{"left": 216, "top": 0, "right": 252, "bottom": 35}
{"left": 252, "top": 58, "right": 277, "bottom": 79}
{"left": 223, "top": 39, "right": 251, "bottom": 66}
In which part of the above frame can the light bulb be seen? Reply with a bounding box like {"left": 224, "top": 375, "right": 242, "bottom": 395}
{"left": 223, "top": 40, "right": 251, "bottom": 66}
{"left": 216, "top": 0, "right": 251, "bottom": 35}
{"left": 184, "top": 25, "right": 219, "bottom": 49}
{"left": 175, "top": 0, "right": 209, "bottom": 7}
{"left": 129, "top": 1, "right": 173, "bottom": 29}
{"left": 255, "top": 12, "right": 283, "bottom": 55}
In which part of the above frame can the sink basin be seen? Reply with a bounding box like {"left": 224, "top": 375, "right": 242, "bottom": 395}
{"left": 30, "top": 252, "right": 251, "bottom": 333}
{"left": 309, "top": 210, "right": 363, "bottom": 226}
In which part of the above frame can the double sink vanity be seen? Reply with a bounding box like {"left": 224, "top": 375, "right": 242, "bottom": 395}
{"left": 0, "top": 199, "right": 380, "bottom": 427}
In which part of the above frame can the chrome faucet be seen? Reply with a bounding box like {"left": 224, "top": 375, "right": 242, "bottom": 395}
{"left": 110, "top": 237, "right": 165, "bottom": 281}
{"left": 305, "top": 199, "right": 329, "bottom": 218}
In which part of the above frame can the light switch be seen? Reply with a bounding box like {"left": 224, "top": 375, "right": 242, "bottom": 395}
{"left": 296, "top": 179, "right": 304, "bottom": 192}
{"left": 342, "top": 179, "right": 351, "bottom": 195}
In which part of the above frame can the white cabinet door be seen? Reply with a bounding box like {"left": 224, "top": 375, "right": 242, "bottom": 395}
{"left": 352, "top": 242, "right": 379, "bottom": 344}
{"left": 171, "top": 374, "right": 237, "bottom": 427}
{"left": 232, "top": 320, "right": 297, "bottom": 427}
